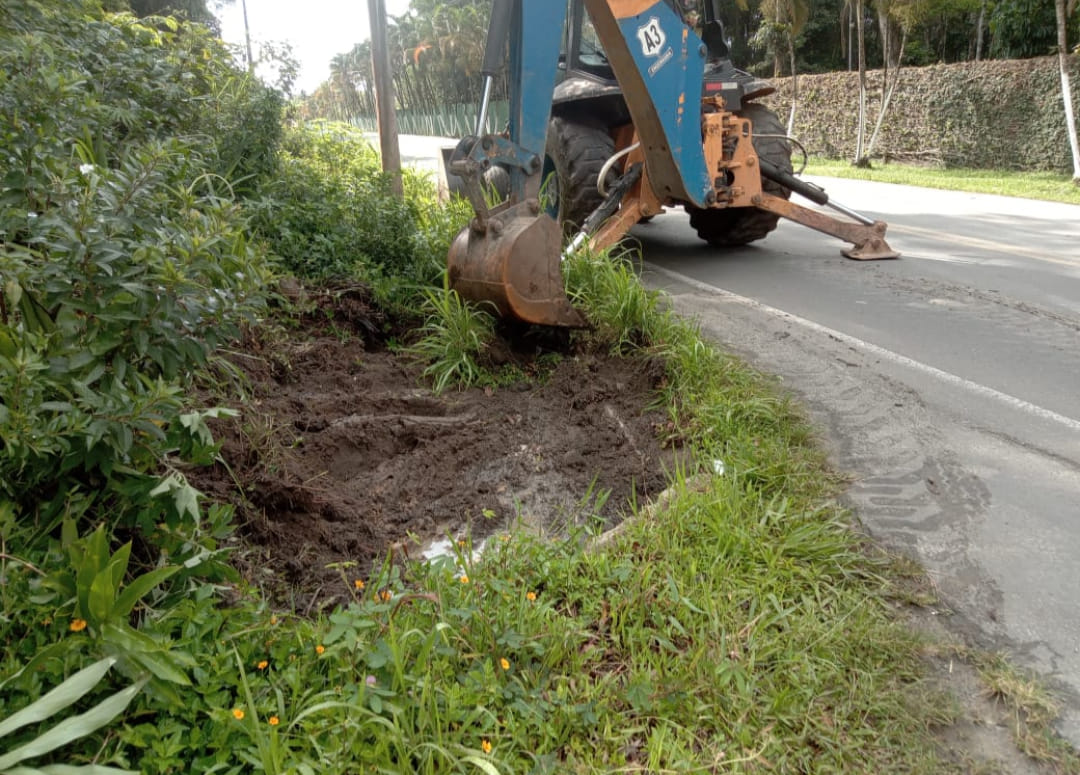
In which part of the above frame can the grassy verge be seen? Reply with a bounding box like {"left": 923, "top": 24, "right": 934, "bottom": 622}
{"left": 152, "top": 251, "right": 956, "bottom": 773}
{"left": 804, "top": 158, "right": 1080, "bottom": 205}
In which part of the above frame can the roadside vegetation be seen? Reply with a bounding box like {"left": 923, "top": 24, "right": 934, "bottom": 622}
{"left": 4, "top": 1, "right": 1077, "bottom": 773}
{"left": 805, "top": 158, "right": 1080, "bottom": 205}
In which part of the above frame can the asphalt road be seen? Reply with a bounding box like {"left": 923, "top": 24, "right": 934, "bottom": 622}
{"left": 638, "top": 178, "right": 1080, "bottom": 745}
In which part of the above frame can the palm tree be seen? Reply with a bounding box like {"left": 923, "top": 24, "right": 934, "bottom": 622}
{"left": 751, "top": 0, "right": 809, "bottom": 133}
{"left": 328, "top": 51, "right": 367, "bottom": 123}
{"left": 863, "top": 0, "right": 922, "bottom": 160}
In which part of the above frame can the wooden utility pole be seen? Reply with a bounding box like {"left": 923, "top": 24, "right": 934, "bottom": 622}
{"left": 368, "top": 0, "right": 403, "bottom": 198}
{"left": 241, "top": 0, "right": 253, "bottom": 72}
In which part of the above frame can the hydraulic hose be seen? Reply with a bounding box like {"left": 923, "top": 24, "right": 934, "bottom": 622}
{"left": 597, "top": 142, "right": 641, "bottom": 198}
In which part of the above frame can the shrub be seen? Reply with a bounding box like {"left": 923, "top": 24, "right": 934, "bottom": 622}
{"left": 247, "top": 122, "right": 471, "bottom": 307}
{"left": 0, "top": 0, "right": 275, "bottom": 545}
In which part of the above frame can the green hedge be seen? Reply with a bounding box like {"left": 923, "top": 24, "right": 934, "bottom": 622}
{"left": 765, "top": 55, "right": 1080, "bottom": 171}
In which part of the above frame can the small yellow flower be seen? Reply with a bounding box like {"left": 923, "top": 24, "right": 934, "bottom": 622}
{"left": 315, "top": 644, "right": 325, "bottom": 655}
{"left": 380, "top": 590, "right": 392, "bottom": 602}
{"left": 354, "top": 579, "right": 365, "bottom": 590}
{"left": 257, "top": 660, "right": 269, "bottom": 670}
{"left": 481, "top": 739, "right": 492, "bottom": 754}
{"left": 499, "top": 657, "right": 510, "bottom": 671}
{"left": 460, "top": 575, "right": 469, "bottom": 584}
{"left": 232, "top": 708, "right": 245, "bottom": 720}
{"left": 268, "top": 716, "right": 280, "bottom": 726}
{"left": 269, "top": 615, "right": 278, "bottom": 625}
{"left": 526, "top": 591, "right": 537, "bottom": 602}
{"left": 69, "top": 618, "right": 87, "bottom": 632}
{"left": 457, "top": 539, "right": 467, "bottom": 548}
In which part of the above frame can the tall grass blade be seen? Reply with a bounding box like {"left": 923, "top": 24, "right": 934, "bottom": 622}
{"left": 460, "top": 755, "right": 502, "bottom": 775}
{"left": 4, "top": 764, "right": 140, "bottom": 774}
{"left": 0, "top": 658, "right": 116, "bottom": 740}
{"left": 0, "top": 679, "right": 146, "bottom": 770}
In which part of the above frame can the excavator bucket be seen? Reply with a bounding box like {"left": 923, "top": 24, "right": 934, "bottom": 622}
{"left": 447, "top": 201, "right": 587, "bottom": 328}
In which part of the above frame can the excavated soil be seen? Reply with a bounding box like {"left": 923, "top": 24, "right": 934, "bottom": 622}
{"left": 193, "top": 288, "right": 677, "bottom": 609}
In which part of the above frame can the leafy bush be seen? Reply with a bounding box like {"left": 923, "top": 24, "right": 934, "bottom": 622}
{"left": 0, "top": 1, "right": 287, "bottom": 766}
{"left": 0, "top": 0, "right": 276, "bottom": 561}
{"left": 247, "top": 122, "right": 471, "bottom": 306}
{"left": 1, "top": 143, "right": 271, "bottom": 548}
{"left": 0, "top": 0, "right": 283, "bottom": 195}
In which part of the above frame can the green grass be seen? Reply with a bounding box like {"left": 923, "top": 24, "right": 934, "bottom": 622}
{"left": 804, "top": 158, "right": 1080, "bottom": 205}
{"left": 974, "top": 653, "right": 1080, "bottom": 772}
{"left": 405, "top": 286, "right": 497, "bottom": 394}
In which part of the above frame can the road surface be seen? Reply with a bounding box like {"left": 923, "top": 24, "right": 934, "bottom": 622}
{"left": 638, "top": 178, "right": 1080, "bottom": 745}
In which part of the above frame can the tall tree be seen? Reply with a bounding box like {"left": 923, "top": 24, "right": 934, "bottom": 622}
{"left": 853, "top": 0, "right": 869, "bottom": 165}
{"left": 752, "top": 0, "right": 810, "bottom": 132}
{"left": 863, "top": 0, "right": 925, "bottom": 158}
{"left": 1056, "top": 0, "right": 1080, "bottom": 183}
{"left": 989, "top": 0, "right": 1075, "bottom": 58}
{"left": 974, "top": 0, "right": 986, "bottom": 59}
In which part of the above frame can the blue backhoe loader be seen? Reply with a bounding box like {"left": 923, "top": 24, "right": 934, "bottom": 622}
{"left": 447, "top": 0, "right": 898, "bottom": 327}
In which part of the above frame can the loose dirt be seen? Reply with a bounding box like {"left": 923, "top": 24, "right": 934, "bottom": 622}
{"left": 193, "top": 288, "right": 676, "bottom": 609}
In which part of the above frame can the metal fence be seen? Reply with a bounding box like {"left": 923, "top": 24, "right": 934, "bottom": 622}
{"left": 349, "top": 100, "right": 509, "bottom": 138}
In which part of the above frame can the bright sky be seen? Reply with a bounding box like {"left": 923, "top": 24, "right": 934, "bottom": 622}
{"left": 218, "top": 0, "right": 413, "bottom": 94}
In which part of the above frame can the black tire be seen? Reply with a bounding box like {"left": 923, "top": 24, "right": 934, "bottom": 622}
{"left": 544, "top": 116, "right": 617, "bottom": 238}
{"left": 687, "top": 103, "right": 793, "bottom": 247}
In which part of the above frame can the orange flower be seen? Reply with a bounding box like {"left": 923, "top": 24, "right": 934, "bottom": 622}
{"left": 354, "top": 579, "right": 365, "bottom": 590}
{"left": 257, "top": 660, "right": 269, "bottom": 670}
{"left": 499, "top": 657, "right": 510, "bottom": 671}
{"left": 481, "top": 739, "right": 492, "bottom": 754}
{"left": 380, "top": 590, "right": 392, "bottom": 602}
{"left": 460, "top": 575, "right": 469, "bottom": 584}
{"left": 268, "top": 716, "right": 280, "bottom": 726}
{"left": 69, "top": 618, "right": 87, "bottom": 632}
{"left": 315, "top": 644, "right": 325, "bottom": 655}
{"left": 232, "top": 708, "right": 245, "bottom": 720}
{"left": 526, "top": 591, "right": 537, "bottom": 602}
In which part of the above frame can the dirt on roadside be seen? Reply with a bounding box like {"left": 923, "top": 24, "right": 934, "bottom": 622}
{"left": 191, "top": 287, "right": 680, "bottom": 610}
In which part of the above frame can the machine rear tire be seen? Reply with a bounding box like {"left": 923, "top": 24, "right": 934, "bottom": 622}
{"left": 545, "top": 116, "right": 617, "bottom": 238}
{"left": 688, "top": 103, "right": 793, "bottom": 247}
